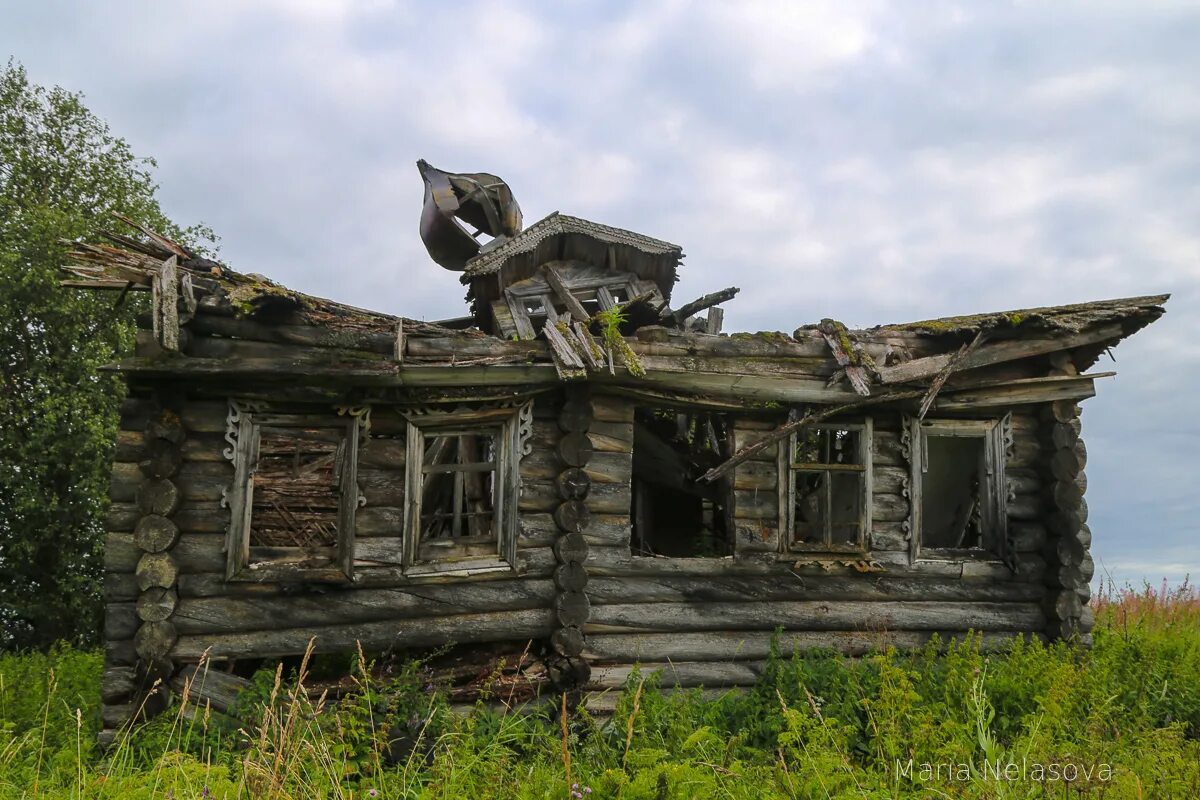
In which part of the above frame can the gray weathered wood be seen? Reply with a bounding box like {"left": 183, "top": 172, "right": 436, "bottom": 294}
{"left": 556, "top": 591, "right": 591, "bottom": 627}
{"left": 136, "top": 552, "right": 179, "bottom": 591}
{"left": 134, "top": 514, "right": 180, "bottom": 553}
{"left": 584, "top": 601, "right": 1044, "bottom": 633}
{"left": 137, "top": 479, "right": 181, "bottom": 517}
{"left": 134, "top": 620, "right": 178, "bottom": 661}
{"left": 137, "top": 587, "right": 178, "bottom": 622}
{"left": 171, "top": 608, "right": 556, "bottom": 659}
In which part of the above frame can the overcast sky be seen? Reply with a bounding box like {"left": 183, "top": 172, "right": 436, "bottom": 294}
{"left": 4, "top": 1, "right": 1197, "bottom": 590}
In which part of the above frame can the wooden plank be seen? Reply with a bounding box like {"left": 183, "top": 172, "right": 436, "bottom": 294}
{"left": 544, "top": 264, "right": 590, "bottom": 321}
{"left": 876, "top": 323, "right": 1125, "bottom": 384}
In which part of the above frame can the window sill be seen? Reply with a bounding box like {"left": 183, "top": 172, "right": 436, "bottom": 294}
{"left": 229, "top": 564, "right": 352, "bottom": 584}
{"left": 400, "top": 556, "right": 517, "bottom": 580}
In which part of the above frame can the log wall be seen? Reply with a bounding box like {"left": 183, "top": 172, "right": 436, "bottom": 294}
{"left": 100, "top": 312, "right": 1091, "bottom": 721}
{"left": 579, "top": 397, "right": 1054, "bottom": 696}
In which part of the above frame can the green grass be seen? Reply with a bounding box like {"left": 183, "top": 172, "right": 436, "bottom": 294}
{"left": 1, "top": 582, "right": 1198, "bottom": 798}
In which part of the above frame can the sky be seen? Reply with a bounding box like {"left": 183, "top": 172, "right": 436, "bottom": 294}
{"left": 3, "top": 0, "right": 1197, "bottom": 590}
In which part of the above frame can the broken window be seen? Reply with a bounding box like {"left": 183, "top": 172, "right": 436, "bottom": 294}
{"left": 907, "top": 417, "right": 1009, "bottom": 559}
{"left": 225, "top": 407, "right": 366, "bottom": 582}
{"left": 403, "top": 405, "right": 524, "bottom": 573}
{"left": 785, "top": 421, "right": 872, "bottom": 552}
{"left": 631, "top": 407, "right": 731, "bottom": 557}
{"left": 498, "top": 263, "right": 660, "bottom": 340}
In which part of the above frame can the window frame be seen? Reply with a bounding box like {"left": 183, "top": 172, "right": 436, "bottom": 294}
{"left": 905, "top": 415, "right": 1010, "bottom": 563}
{"left": 781, "top": 418, "right": 874, "bottom": 555}
{"left": 224, "top": 404, "right": 367, "bottom": 583}
{"left": 402, "top": 404, "right": 526, "bottom": 576}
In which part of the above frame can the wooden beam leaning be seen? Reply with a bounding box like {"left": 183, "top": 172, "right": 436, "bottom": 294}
{"left": 666, "top": 286, "right": 739, "bottom": 327}
{"left": 917, "top": 330, "right": 986, "bottom": 419}
{"left": 152, "top": 256, "right": 180, "bottom": 352}
{"left": 544, "top": 264, "right": 591, "bottom": 322}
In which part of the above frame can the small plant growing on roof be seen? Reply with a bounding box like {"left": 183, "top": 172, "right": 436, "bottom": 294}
{"left": 594, "top": 305, "right": 646, "bottom": 378}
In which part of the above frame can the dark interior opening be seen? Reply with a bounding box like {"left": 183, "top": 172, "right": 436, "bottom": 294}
{"left": 921, "top": 434, "right": 989, "bottom": 550}
{"left": 631, "top": 407, "right": 730, "bottom": 557}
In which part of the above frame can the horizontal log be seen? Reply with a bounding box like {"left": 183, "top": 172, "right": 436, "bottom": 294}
{"left": 873, "top": 492, "right": 909, "bottom": 523}
{"left": 102, "top": 666, "right": 138, "bottom": 703}
{"left": 1010, "top": 523, "right": 1047, "bottom": 553}
{"left": 583, "top": 574, "right": 1043, "bottom": 605}
{"left": 584, "top": 629, "right": 1035, "bottom": 663}
{"left": 872, "top": 432, "right": 904, "bottom": 466}
{"left": 172, "top": 580, "right": 556, "bottom": 635}
{"left": 107, "top": 503, "right": 140, "bottom": 532}
{"left": 181, "top": 435, "right": 227, "bottom": 462}
{"left": 520, "top": 513, "right": 630, "bottom": 546}
{"left": 637, "top": 354, "right": 837, "bottom": 380}
{"left": 172, "top": 607, "right": 557, "bottom": 659}
{"left": 105, "top": 603, "right": 138, "bottom": 641}
{"left": 591, "top": 660, "right": 767, "bottom": 689}
{"left": 179, "top": 402, "right": 228, "bottom": 434}
{"left": 873, "top": 466, "right": 907, "bottom": 495}
{"left": 109, "top": 462, "right": 145, "bottom": 502}
{"left": 521, "top": 449, "right": 631, "bottom": 485}
{"left": 731, "top": 427, "right": 781, "bottom": 463}
{"left": 114, "top": 430, "right": 144, "bottom": 462}
{"left": 591, "top": 393, "right": 633, "bottom": 424}
{"left": 934, "top": 375, "right": 1097, "bottom": 411}
{"left": 584, "top": 601, "right": 1045, "bottom": 634}
{"left": 105, "top": 572, "right": 138, "bottom": 602}
{"left": 870, "top": 523, "right": 909, "bottom": 552}
{"left": 733, "top": 488, "right": 777, "bottom": 519}
{"left": 171, "top": 664, "right": 253, "bottom": 715}
{"left": 187, "top": 312, "right": 394, "bottom": 354}
{"left": 1007, "top": 493, "right": 1042, "bottom": 521}
{"left": 521, "top": 481, "right": 628, "bottom": 515}
{"left": 733, "top": 460, "right": 778, "bottom": 491}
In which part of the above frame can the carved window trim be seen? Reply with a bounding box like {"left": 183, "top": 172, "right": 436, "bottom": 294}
{"left": 401, "top": 402, "right": 529, "bottom": 576}
{"left": 223, "top": 402, "right": 369, "bottom": 583}
{"left": 780, "top": 417, "right": 874, "bottom": 555}
{"left": 904, "top": 415, "right": 1011, "bottom": 564}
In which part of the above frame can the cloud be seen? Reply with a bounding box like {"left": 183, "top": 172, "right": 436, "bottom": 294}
{"left": 3, "top": 0, "right": 1198, "bottom": 584}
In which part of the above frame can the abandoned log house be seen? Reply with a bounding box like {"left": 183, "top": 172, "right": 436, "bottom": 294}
{"left": 63, "top": 167, "right": 1166, "bottom": 741}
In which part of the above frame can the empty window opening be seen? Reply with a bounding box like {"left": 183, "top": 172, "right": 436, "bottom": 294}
{"left": 921, "top": 436, "right": 991, "bottom": 550}
{"left": 909, "top": 417, "right": 1008, "bottom": 560}
{"left": 787, "top": 423, "right": 870, "bottom": 552}
{"left": 417, "top": 430, "right": 499, "bottom": 562}
{"left": 631, "top": 407, "right": 730, "bottom": 557}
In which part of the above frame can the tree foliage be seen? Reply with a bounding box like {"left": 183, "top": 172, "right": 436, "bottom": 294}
{"left": 0, "top": 60, "right": 214, "bottom": 650}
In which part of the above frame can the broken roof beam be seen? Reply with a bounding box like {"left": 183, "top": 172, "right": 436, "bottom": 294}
{"left": 876, "top": 322, "right": 1127, "bottom": 385}
{"left": 543, "top": 264, "right": 591, "bottom": 321}
{"left": 817, "top": 318, "right": 872, "bottom": 396}
{"left": 664, "top": 287, "right": 739, "bottom": 327}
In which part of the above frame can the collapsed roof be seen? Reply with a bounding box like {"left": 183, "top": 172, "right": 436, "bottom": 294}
{"left": 58, "top": 212, "right": 1166, "bottom": 432}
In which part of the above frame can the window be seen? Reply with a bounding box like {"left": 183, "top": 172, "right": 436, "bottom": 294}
{"left": 403, "top": 405, "right": 526, "bottom": 574}
{"left": 906, "top": 416, "right": 1009, "bottom": 560}
{"left": 225, "top": 405, "right": 367, "bottom": 582}
{"left": 784, "top": 420, "right": 872, "bottom": 552}
{"left": 631, "top": 407, "right": 730, "bottom": 557}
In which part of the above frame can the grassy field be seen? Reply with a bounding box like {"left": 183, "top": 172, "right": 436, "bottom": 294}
{"left": 1, "top": 582, "right": 1197, "bottom": 799}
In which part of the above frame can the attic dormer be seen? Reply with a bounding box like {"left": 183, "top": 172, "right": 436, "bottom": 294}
{"left": 462, "top": 213, "right": 684, "bottom": 339}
